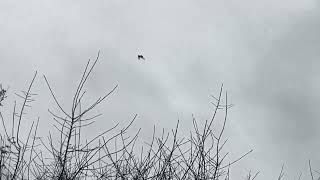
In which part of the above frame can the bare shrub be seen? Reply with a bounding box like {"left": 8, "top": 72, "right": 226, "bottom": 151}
{"left": 0, "top": 52, "right": 255, "bottom": 180}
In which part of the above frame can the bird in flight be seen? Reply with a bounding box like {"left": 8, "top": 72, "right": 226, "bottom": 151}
{"left": 138, "top": 54, "right": 145, "bottom": 60}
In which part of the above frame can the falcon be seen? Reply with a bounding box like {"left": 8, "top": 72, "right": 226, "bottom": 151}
{"left": 138, "top": 55, "right": 145, "bottom": 60}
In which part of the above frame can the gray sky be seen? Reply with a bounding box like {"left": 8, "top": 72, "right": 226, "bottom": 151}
{"left": 1, "top": 0, "right": 320, "bottom": 179}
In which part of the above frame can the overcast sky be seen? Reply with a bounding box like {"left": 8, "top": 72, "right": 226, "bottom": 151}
{"left": 1, "top": 0, "right": 320, "bottom": 179}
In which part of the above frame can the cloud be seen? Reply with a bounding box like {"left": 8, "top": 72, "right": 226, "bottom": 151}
{"left": 238, "top": 4, "right": 320, "bottom": 178}
{"left": 0, "top": 1, "right": 320, "bottom": 179}
{"left": 246, "top": 8, "right": 320, "bottom": 143}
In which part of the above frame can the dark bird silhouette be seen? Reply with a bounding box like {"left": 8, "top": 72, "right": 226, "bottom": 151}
{"left": 138, "top": 55, "right": 145, "bottom": 60}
